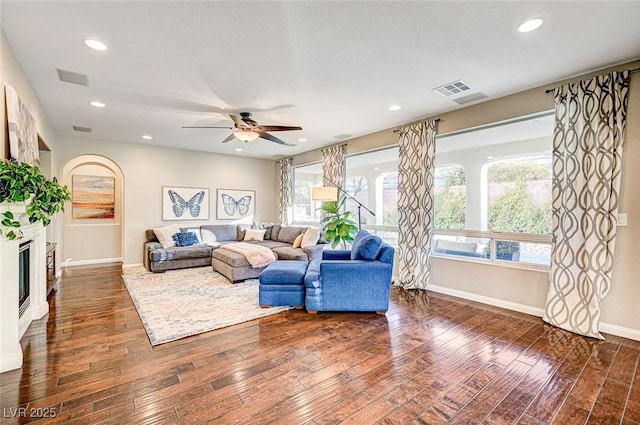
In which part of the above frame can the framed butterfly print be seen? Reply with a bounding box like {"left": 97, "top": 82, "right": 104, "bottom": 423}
{"left": 162, "top": 186, "right": 210, "bottom": 221}
{"left": 216, "top": 189, "right": 255, "bottom": 220}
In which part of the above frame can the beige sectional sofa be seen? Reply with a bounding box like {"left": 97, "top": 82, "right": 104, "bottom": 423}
{"left": 143, "top": 224, "right": 325, "bottom": 281}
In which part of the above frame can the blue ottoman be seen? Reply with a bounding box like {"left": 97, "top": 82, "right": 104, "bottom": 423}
{"left": 259, "top": 261, "right": 308, "bottom": 308}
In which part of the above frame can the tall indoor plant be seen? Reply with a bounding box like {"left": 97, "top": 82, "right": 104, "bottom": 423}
{"left": 319, "top": 194, "right": 358, "bottom": 249}
{"left": 0, "top": 159, "right": 71, "bottom": 240}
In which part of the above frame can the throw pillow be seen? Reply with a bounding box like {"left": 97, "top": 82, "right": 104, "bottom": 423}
{"left": 173, "top": 232, "right": 198, "bottom": 247}
{"left": 300, "top": 227, "right": 320, "bottom": 248}
{"left": 185, "top": 228, "right": 202, "bottom": 244}
{"left": 153, "top": 224, "right": 181, "bottom": 249}
{"left": 252, "top": 221, "right": 274, "bottom": 239}
{"left": 351, "top": 235, "right": 383, "bottom": 261}
{"left": 244, "top": 228, "right": 266, "bottom": 241}
{"left": 292, "top": 233, "right": 304, "bottom": 248}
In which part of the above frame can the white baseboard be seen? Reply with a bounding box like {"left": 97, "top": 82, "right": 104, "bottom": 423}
{"left": 0, "top": 349, "right": 22, "bottom": 373}
{"left": 426, "top": 284, "right": 639, "bottom": 342}
{"left": 427, "top": 284, "right": 545, "bottom": 317}
{"left": 599, "top": 322, "right": 640, "bottom": 341}
{"left": 121, "top": 263, "right": 143, "bottom": 270}
{"left": 67, "top": 257, "right": 122, "bottom": 267}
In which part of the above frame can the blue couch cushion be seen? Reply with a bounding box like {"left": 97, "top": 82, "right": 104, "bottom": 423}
{"left": 350, "top": 234, "right": 383, "bottom": 261}
{"left": 259, "top": 261, "right": 308, "bottom": 286}
{"left": 172, "top": 232, "right": 199, "bottom": 247}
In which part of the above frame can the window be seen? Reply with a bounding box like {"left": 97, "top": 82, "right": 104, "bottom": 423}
{"left": 432, "top": 112, "right": 554, "bottom": 267}
{"left": 434, "top": 165, "right": 466, "bottom": 230}
{"left": 486, "top": 156, "right": 552, "bottom": 234}
{"left": 292, "top": 162, "right": 322, "bottom": 224}
{"left": 345, "top": 147, "right": 399, "bottom": 246}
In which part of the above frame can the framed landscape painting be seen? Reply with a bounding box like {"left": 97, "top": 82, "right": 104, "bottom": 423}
{"left": 163, "top": 186, "right": 210, "bottom": 221}
{"left": 216, "top": 189, "right": 255, "bottom": 220}
{"left": 72, "top": 175, "right": 116, "bottom": 219}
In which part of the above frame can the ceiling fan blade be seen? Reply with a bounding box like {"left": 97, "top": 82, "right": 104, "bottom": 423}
{"left": 182, "top": 126, "right": 233, "bottom": 129}
{"left": 259, "top": 125, "right": 303, "bottom": 132}
{"left": 257, "top": 132, "right": 285, "bottom": 145}
{"left": 230, "top": 115, "right": 246, "bottom": 128}
{"left": 221, "top": 133, "right": 236, "bottom": 143}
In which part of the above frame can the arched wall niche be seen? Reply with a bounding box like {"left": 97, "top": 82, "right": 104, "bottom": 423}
{"left": 61, "top": 155, "right": 124, "bottom": 266}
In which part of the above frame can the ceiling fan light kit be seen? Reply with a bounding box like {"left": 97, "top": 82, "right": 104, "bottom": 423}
{"left": 234, "top": 130, "right": 260, "bottom": 142}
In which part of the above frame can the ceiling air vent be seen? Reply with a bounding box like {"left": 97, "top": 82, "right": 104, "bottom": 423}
{"left": 432, "top": 80, "right": 472, "bottom": 97}
{"left": 452, "top": 92, "right": 488, "bottom": 105}
{"left": 57, "top": 68, "right": 89, "bottom": 86}
{"left": 72, "top": 125, "right": 92, "bottom": 133}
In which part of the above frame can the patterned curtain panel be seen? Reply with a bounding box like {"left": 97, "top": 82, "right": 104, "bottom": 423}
{"left": 278, "top": 158, "right": 293, "bottom": 225}
{"left": 397, "top": 120, "right": 438, "bottom": 290}
{"left": 322, "top": 144, "right": 346, "bottom": 187}
{"left": 543, "top": 71, "right": 630, "bottom": 339}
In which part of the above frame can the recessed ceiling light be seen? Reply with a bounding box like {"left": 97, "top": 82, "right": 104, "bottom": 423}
{"left": 298, "top": 138, "right": 307, "bottom": 142}
{"left": 518, "top": 18, "right": 543, "bottom": 33}
{"left": 142, "top": 135, "right": 153, "bottom": 140}
{"left": 374, "top": 167, "right": 380, "bottom": 171}
{"left": 486, "top": 156, "right": 495, "bottom": 160}
{"left": 89, "top": 101, "right": 105, "bottom": 108}
{"left": 83, "top": 39, "right": 108, "bottom": 51}
{"left": 388, "top": 105, "right": 401, "bottom": 111}
{"left": 235, "top": 148, "right": 243, "bottom": 152}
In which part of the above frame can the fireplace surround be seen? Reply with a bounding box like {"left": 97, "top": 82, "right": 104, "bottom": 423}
{"left": 0, "top": 223, "right": 48, "bottom": 372}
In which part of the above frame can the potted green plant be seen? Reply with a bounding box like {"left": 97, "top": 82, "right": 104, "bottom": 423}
{"left": 319, "top": 195, "right": 359, "bottom": 249}
{"left": 0, "top": 159, "right": 71, "bottom": 240}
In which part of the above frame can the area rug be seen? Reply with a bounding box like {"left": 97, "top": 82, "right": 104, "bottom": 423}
{"left": 121, "top": 266, "right": 292, "bottom": 345}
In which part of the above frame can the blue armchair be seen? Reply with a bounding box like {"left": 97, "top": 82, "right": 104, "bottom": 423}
{"left": 304, "top": 230, "right": 395, "bottom": 314}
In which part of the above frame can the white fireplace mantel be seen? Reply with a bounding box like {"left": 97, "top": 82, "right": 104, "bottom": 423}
{"left": 0, "top": 222, "right": 48, "bottom": 373}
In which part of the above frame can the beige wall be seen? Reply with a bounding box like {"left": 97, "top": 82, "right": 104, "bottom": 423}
{"left": 288, "top": 61, "right": 640, "bottom": 338}
{"left": 55, "top": 136, "right": 278, "bottom": 266}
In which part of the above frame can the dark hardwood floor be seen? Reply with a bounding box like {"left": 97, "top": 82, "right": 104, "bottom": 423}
{"left": 1, "top": 264, "right": 639, "bottom": 424}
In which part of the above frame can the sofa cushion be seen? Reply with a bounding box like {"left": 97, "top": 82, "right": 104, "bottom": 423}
{"left": 272, "top": 246, "right": 308, "bottom": 261}
{"left": 251, "top": 240, "right": 290, "bottom": 250}
{"left": 276, "top": 226, "right": 306, "bottom": 243}
{"left": 270, "top": 224, "right": 281, "bottom": 241}
{"left": 149, "top": 244, "right": 212, "bottom": 262}
{"left": 201, "top": 224, "right": 238, "bottom": 244}
{"left": 351, "top": 234, "right": 383, "bottom": 261}
{"left": 173, "top": 232, "right": 199, "bottom": 247}
{"left": 154, "top": 224, "right": 181, "bottom": 249}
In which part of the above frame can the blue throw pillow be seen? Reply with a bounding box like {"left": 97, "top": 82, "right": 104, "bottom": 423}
{"left": 172, "top": 232, "right": 198, "bottom": 247}
{"left": 350, "top": 235, "right": 383, "bottom": 261}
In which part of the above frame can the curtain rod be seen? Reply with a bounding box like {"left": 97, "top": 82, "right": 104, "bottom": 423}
{"left": 393, "top": 118, "right": 441, "bottom": 133}
{"left": 544, "top": 66, "right": 640, "bottom": 94}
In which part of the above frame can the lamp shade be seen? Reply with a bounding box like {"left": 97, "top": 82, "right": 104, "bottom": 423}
{"left": 234, "top": 130, "right": 260, "bottom": 142}
{"left": 311, "top": 186, "right": 338, "bottom": 201}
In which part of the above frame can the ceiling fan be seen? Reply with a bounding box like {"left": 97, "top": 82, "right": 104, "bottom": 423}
{"left": 183, "top": 112, "right": 302, "bottom": 145}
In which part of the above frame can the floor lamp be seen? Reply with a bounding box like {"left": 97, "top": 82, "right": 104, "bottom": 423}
{"left": 311, "top": 178, "right": 375, "bottom": 230}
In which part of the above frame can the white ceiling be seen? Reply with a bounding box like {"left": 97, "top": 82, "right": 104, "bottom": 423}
{"left": 2, "top": 1, "right": 639, "bottom": 160}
